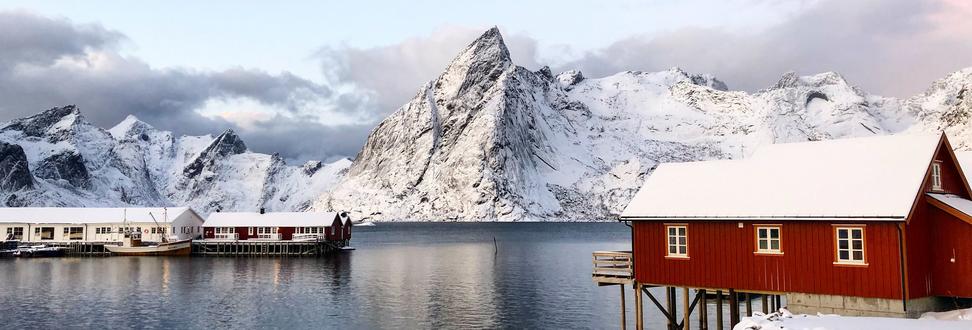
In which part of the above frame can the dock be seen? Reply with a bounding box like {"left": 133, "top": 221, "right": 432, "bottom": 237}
{"left": 191, "top": 240, "right": 346, "bottom": 256}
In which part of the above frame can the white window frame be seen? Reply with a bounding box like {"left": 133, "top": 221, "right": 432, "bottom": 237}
{"left": 755, "top": 225, "right": 783, "bottom": 255}
{"left": 931, "top": 162, "right": 943, "bottom": 191}
{"left": 665, "top": 224, "right": 689, "bottom": 259}
{"left": 835, "top": 226, "right": 867, "bottom": 265}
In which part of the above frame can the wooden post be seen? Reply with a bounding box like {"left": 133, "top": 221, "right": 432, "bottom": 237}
{"left": 745, "top": 293, "right": 752, "bottom": 316}
{"left": 699, "top": 289, "right": 707, "bottom": 330}
{"left": 683, "top": 287, "right": 690, "bottom": 330}
{"left": 728, "top": 289, "right": 739, "bottom": 328}
{"left": 621, "top": 285, "right": 627, "bottom": 330}
{"left": 635, "top": 283, "right": 644, "bottom": 330}
{"left": 776, "top": 295, "right": 782, "bottom": 311}
{"left": 715, "top": 290, "right": 723, "bottom": 330}
{"left": 666, "top": 287, "right": 675, "bottom": 330}
{"left": 762, "top": 295, "right": 769, "bottom": 314}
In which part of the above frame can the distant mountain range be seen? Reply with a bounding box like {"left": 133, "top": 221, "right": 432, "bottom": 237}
{"left": 2, "top": 28, "right": 971, "bottom": 220}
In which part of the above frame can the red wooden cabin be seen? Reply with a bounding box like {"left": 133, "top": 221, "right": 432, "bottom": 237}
{"left": 202, "top": 210, "right": 351, "bottom": 243}
{"left": 620, "top": 133, "right": 972, "bottom": 318}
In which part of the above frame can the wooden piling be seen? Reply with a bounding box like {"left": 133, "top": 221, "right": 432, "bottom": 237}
{"left": 635, "top": 283, "right": 644, "bottom": 330}
{"left": 621, "top": 285, "right": 627, "bottom": 330}
{"left": 666, "top": 287, "right": 675, "bottom": 330}
{"left": 728, "top": 289, "right": 739, "bottom": 328}
{"left": 699, "top": 289, "right": 707, "bottom": 330}
{"left": 775, "top": 295, "right": 782, "bottom": 311}
{"left": 683, "top": 287, "right": 690, "bottom": 330}
{"left": 715, "top": 290, "right": 723, "bottom": 330}
{"left": 762, "top": 295, "right": 769, "bottom": 314}
{"left": 745, "top": 293, "right": 752, "bottom": 316}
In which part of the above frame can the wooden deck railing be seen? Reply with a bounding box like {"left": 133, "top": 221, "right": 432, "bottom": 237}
{"left": 592, "top": 250, "right": 633, "bottom": 279}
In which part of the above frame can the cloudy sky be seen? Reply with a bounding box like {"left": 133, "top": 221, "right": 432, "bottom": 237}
{"left": 1, "top": 0, "right": 970, "bottom": 162}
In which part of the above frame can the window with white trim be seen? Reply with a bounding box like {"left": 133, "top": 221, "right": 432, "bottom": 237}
{"left": 666, "top": 225, "right": 688, "bottom": 258}
{"left": 931, "top": 162, "right": 943, "bottom": 191}
{"left": 755, "top": 226, "right": 782, "bottom": 254}
{"left": 836, "top": 227, "right": 866, "bottom": 264}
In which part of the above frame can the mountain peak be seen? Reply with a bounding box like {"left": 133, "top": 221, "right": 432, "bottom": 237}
{"left": 436, "top": 27, "right": 513, "bottom": 95}
{"left": 109, "top": 114, "right": 156, "bottom": 140}
{"left": 1, "top": 105, "right": 83, "bottom": 137}
{"left": 773, "top": 71, "right": 850, "bottom": 90}
{"left": 209, "top": 129, "right": 247, "bottom": 156}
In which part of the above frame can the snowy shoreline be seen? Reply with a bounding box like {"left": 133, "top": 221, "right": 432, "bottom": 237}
{"left": 735, "top": 308, "right": 972, "bottom": 330}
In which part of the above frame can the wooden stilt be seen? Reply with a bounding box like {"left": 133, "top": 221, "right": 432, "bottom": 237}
{"left": 728, "top": 289, "right": 739, "bottom": 328}
{"left": 715, "top": 290, "right": 723, "bottom": 330}
{"left": 776, "top": 295, "right": 782, "bottom": 311}
{"left": 745, "top": 293, "right": 752, "bottom": 316}
{"left": 621, "top": 285, "right": 627, "bottom": 330}
{"left": 666, "top": 287, "right": 675, "bottom": 330}
{"left": 699, "top": 290, "right": 707, "bottom": 330}
{"left": 762, "top": 295, "right": 769, "bottom": 314}
{"left": 635, "top": 283, "right": 644, "bottom": 330}
{"left": 683, "top": 287, "right": 690, "bottom": 330}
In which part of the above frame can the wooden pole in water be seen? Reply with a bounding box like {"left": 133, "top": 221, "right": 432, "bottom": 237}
{"left": 635, "top": 283, "right": 644, "bottom": 330}
{"left": 699, "top": 289, "right": 707, "bottom": 330}
{"left": 728, "top": 289, "right": 739, "bottom": 328}
{"left": 745, "top": 293, "right": 752, "bottom": 316}
{"left": 762, "top": 295, "right": 769, "bottom": 314}
{"left": 621, "top": 284, "right": 627, "bottom": 330}
{"left": 715, "top": 290, "right": 723, "bottom": 330}
{"left": 776, "top": 295, "right": 782, "bottom": 311}
{"left": 683, "top": 287, "right": 690, "bottom": 330}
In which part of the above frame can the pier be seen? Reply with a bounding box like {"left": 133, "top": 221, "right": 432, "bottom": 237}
{"left": 593, "top": 250, "right": 783, "bottom": 330}
{"left": 191, "top": 240, "right": 347, "bottom": 256}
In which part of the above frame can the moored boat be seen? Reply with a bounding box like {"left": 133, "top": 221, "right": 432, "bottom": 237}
{"left": 12, "top": 245, "right": 67, "bottom": 258}
{"left": 104, "top": 208, "right": 192, "bottom": 256}
{"left": 105, "top": 238, "right": 192, "bottom": 256}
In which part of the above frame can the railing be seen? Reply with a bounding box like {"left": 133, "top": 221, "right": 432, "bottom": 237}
{"left": 292, "top": 233, "right": 322, "bottom": 241}
{"left": 214, "top": 233, "right": 239, "bottom": 240}
{"left": 255, "top": 233, "right": 282, "bottom": 240}
{"left": 592, "top": 250, "right": 633, "bottom": 279}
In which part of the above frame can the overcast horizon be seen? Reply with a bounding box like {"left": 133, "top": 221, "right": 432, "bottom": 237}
{"left": 1, "top": 0, "right": 970, "bottom": 162}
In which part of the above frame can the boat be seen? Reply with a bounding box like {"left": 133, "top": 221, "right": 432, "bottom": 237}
{"left": 354, "top": 221, "right": 376, "bottom": 227}
{"left": 12, "top": 245, "right": 67, "bottom": 258}
{"left": 0, "top": 240, "right": 19, "bottom": 257}
{"left": 104, "top": 208, "right": 192, "bottom": 256}
{"left": 105, "top": 238, "right": 192, "bottom": 256}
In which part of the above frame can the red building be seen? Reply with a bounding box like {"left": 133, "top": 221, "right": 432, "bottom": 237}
{"left": 202, "top": 211, "right": 351, "bottom": 243}
{"left": 620, "top": 133, "right": 972, "bottom": 318}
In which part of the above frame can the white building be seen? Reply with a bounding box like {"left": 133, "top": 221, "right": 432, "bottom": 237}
{"left": 0, "top": 207, "right": 204, "bottom": 243}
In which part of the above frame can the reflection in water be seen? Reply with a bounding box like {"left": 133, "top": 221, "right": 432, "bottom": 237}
{"left": 0, "top": 222, "right": 631, "bottom": 329}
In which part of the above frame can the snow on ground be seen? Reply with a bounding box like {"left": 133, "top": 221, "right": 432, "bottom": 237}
{"left": 735, "top": 308, "right": 972, "bottom": 330}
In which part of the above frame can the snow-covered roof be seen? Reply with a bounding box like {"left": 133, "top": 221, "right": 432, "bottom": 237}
{"left": 621, "top": 134, "right": 944, "bottom": 220}
{"left": 0, "top": 207, "right": 196, "bottom": 224}
{"left": 204, "top": 212, "right": 342, "bottom": 227}
{"left": 927, "top": 193, "right": 972, "bottom": 219}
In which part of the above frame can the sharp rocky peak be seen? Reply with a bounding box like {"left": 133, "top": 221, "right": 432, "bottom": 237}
{"left": 433, "top": 27, "right": 513, "bottom": 97}
{"left": 2, "top": 105, "right": 83, "bottom": 137}
{"left": 205, "top": 129, "right": 247, "bottom": 157}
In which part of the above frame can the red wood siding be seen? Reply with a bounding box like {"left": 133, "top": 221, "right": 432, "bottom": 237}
{"left": 905, "top": 139, "right": 972, "bottom": 298}
{"left": 632, "top": 221, "right": 903, "bottom": 299}
{"left": 278, "top": 227, "right": 294, "bottom": 240}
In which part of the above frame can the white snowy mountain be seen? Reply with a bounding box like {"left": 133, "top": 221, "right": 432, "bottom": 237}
{"left": 0, "top": 107, "right": 349, "bottom": 215}
{"left": 2, "top": 27, "right": 970, "bottom": 221}
{"left": 313, "top": 27, "right": 972, "bottom": 221}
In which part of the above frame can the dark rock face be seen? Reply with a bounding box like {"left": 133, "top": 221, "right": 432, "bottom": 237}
{"left": 34, "top": 151, "right": 89, "bottom": 188}
{"left": 1, "top": 105, "right": 79, "bottom": 137}
{"left": 183, "top": 129, "right": 247, "bottom": 178}
{"left": 0, "top": 142, "right": 34, "bottom": 192}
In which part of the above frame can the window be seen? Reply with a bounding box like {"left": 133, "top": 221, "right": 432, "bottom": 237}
{"left": 665, "top": 225, "right": 688, "bottom": 258}
{"left": 38, "top": 227, "right": 54, "bottom": 240}
{"left": 755, "top": 225, "right": 782, "bottom": 254}
{"left": 6, "top": 227, "right": 24, "bottom": 240}
{"left": 65, "top": 227, "right": 83, "bottom": 240}
{"left": 835, "top": 226, "right": 866, "bottom": 265}
{"left": 931, "top": 162, "right": 943, "bottom": 191}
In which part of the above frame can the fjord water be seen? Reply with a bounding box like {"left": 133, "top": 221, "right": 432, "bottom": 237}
{"left": 0, "top": 222, "right": 636, "bottom": 329}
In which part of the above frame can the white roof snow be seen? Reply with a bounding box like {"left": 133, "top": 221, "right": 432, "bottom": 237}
{"left": 0, "top": 207, "right": 194, "bottom": 224}
{"left": 621, "top": 134, "right": 944, "bottom": 220}
{"left": 927, "top": 193, "right": 972, "bottom": 218}
{"left": 204, "top": 212, "right": 341, "bottom": 227}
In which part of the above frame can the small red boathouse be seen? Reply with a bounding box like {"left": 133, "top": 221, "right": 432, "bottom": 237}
{"left": 610, "top": 133, "right": 972, "bottom": 328}
{"left": 202, "top": 210, "right": 351, "bottom": 243}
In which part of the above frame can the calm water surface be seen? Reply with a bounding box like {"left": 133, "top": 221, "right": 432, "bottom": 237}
{"left": 1, "top": 222, "right": 649, "bottom": 329}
